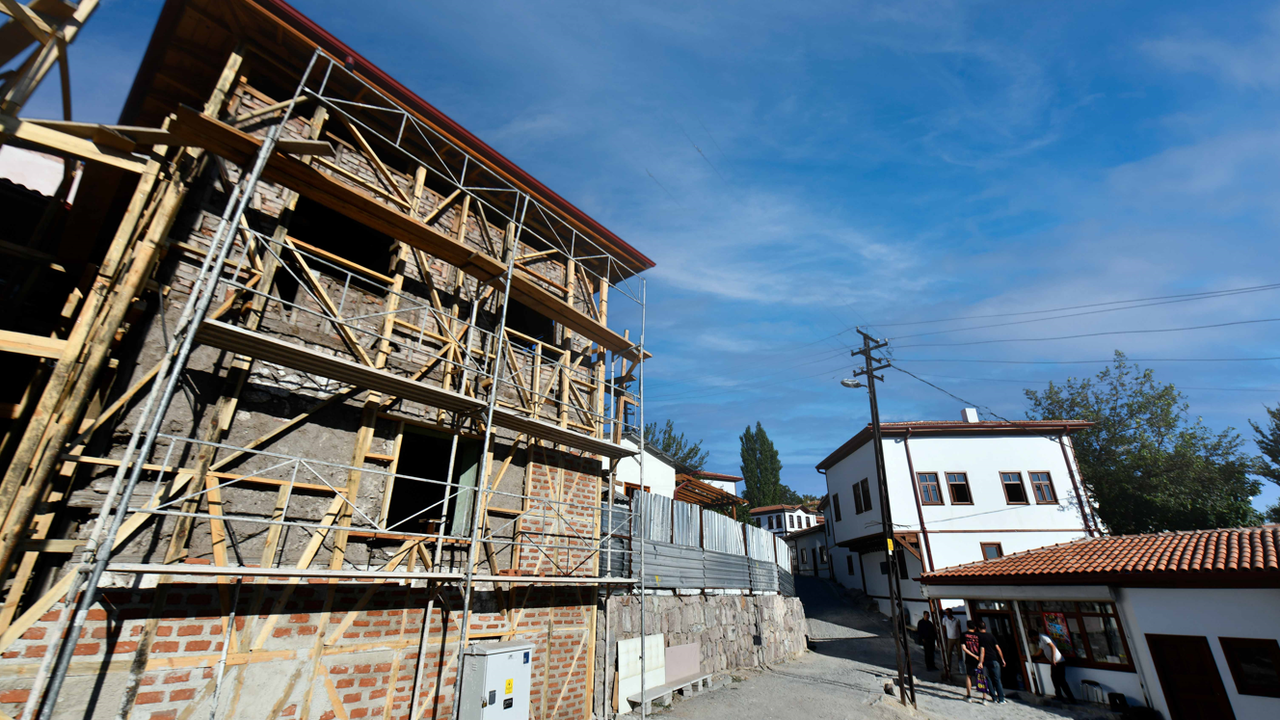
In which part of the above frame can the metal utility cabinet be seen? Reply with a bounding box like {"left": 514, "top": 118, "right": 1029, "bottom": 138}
{"left": 459, "top": 641, "right": 537, "bottom": 720}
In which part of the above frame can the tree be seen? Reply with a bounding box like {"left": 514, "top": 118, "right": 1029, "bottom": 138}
{"left": 1249, "top": 403, "right": 1280, "bottom": 523}
{"left": 740, "top": 422, "right": 785, "bottom": 509}
{"left": 643, "top": 419, "right": 709, "bottom": 471}
{"left": 1025, "top": 351, "right": 1260, "bottom": 535}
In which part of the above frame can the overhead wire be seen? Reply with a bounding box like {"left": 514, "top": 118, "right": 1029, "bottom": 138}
{"left": 894, "top": 317, "right": 1280, "bottom": 349}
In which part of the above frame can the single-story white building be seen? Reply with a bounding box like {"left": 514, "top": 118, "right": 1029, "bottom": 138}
{"left": 785, "top": 522, "right": 829, "bottom": 576}
{"left": 919, "top": 525, "right": 1280, "bottom": 720}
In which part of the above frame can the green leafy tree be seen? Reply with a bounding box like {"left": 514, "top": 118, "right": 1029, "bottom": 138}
{"left": 1249, "top": 403, "right": 1280, "bottom": 523}
{"left": 740, "top": 422, "right": 784, "bottom": 508}
{"left": 643, "top": 419, "right": 709, "bottom": 471}
{"left": 1025, "top": 351, "right": 1260, "bottom": 535}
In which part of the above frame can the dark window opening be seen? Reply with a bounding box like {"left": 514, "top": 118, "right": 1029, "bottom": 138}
{"left": 287, "top": 197, "right": 395, "bottom": 287}
{"left": 947, "top": 473, "right": 972, "bottom": 504}
{"left": 832, "top": 493, "right": 842, "bottom": 522}
{"left": 504, "top": 298, "right": 555, "bottom": 346}
{"left": 1001, "top": 472, "right": 1028, "bottom": 504}
{"left": 388, "top": 429, "right": 481, "bottom": 537}
{"left": 853, "top": 484, "right": 864, "bottom": 515}
{"left": 858, "top": 478, "right": 873, "bottom": 514}
{"left": 800, "top": 549, "right": 807, "bottom": 564}
{"left": 846, "top": 555, "right": 855, "bottom": 575}
{"left": 1220, "top": 637, "right": 1280, "bottom": 698}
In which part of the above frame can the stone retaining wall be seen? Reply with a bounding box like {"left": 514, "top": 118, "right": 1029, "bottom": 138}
{"left": 592, "top": 592, "right": 807, "bottom": 718}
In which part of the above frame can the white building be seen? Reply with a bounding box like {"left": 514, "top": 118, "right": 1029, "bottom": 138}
{"left": 785, "top": 522, "right": 830, "bottom": 576}
{"left": 692, "top": 471, "right": 742, "bottom": 497}
{"left": 613, "top": 435, "right": 679, "bottom": 499}
{"left": 920, "top": 526, "right": 1280, "bottom": 719}
{"left": 817, "top": 409, "right": 1096, "bottom": 622}
{"left": 751, "top": 504, "right": 821, "bottom": 536}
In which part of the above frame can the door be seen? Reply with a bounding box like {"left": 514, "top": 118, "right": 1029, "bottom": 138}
{"left": 1146, "top": 634, "right": 1236, "bottom": 720}
{"left": 976, "top": 612, "right": 1027, "bottom": 691}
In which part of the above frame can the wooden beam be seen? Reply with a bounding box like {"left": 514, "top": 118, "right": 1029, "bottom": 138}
{"left": 23, "top": 119, "right": 334, "bottom": 156}
{"left": 0, "top": 0, "right": 52, "bottom": 43}
{"left": 0, "top": 329, "right": 64, "bottom": 359}
{"left": 0, "top": 114, "right": 145, "bottom": 173}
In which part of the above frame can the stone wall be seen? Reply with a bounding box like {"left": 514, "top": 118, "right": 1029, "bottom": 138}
{"left": 592, "top": 591, "right": 807, "bottom": 717}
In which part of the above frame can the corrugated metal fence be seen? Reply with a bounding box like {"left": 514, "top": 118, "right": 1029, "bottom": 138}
{"left": 604, "top": 491, "right": 799, "bottom": 596}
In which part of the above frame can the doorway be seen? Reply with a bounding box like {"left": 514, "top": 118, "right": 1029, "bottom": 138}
{"left": 1145, "top": 634, "right": 1236, "bottom": 720}
{"left": 387, "top": 428, "right": 480, "bottom": 537}
{"left": 972, "top": 601, "right": 1028, "bottom": 692}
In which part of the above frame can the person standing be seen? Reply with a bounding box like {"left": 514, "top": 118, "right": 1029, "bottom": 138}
{"left": 942, "top": 608, "right": 964, "bottom": 679}
{"left": 962, "top": 620, "right": 985, "bottom": 704}
{"left": 917, "top": 611, "right": 938, "bottom": 671}
{"left": 1038, "top": 633, "right": 1075, "bottom": 703}
{"left": 976, "top": 621, "right": 1007, "bottom": 705}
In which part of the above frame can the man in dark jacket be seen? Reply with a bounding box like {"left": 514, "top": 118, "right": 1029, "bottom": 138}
{"left": 917, "top": 611, "right": 938, "bottom": 671}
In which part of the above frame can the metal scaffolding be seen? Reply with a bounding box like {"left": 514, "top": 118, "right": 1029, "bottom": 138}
{"left": 6, "top": 39, "right": 652, "bottom": 720}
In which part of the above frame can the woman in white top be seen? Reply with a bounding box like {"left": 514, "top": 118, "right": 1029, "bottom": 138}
{"left": 1038, "top": 633, "right": 1075, "bottom": 703}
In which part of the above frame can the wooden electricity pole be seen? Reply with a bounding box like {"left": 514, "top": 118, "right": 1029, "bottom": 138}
{"left": 850, "top": 329, "right": 916, "bottom": 708}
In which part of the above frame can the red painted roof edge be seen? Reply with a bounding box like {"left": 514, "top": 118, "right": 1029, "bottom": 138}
{"left": 815, "top": 420, "right": 1095, "bottom": 471}
{"left": 694, "top": 471, "right": 744, "bottom": 482}
{"left": 121, "top": 0, "right": 654, "bottom": 273}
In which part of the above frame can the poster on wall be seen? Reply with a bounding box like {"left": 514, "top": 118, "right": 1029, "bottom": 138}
{"left": 1043, "top": 612, "right": 1074, "bottom": 655}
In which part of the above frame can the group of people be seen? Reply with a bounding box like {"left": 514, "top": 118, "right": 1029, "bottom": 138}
{"left": 915, "top": 608, "right": 1075, "bottom": 706}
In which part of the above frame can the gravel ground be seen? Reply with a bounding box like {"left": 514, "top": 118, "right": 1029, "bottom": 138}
{"left": 655, "top": 577, "right": 1121, "bottom": 720}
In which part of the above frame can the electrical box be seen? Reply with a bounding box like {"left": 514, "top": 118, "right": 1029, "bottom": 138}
{"left": 458, "top": 641, "right": 535, "bottom": 720}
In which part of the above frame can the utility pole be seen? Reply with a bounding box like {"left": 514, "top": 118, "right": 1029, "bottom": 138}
{"left": 848, "top": 329, "right": 916, "bottom": 708}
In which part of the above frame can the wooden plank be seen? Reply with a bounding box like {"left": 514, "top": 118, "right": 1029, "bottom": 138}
{"left": 287, "top": 234, "right": 393, "bottom": 284}
{"left": 170, "top": 107, "right": 643, "bottom": 360}
{"left": 281, "top": 237, "right": 375, "bottom": 367}
{"left": 0, "top": 114, "right": 146, "bottom": 173}
{"left": 337, "top": 113, "right": 410, "bottom": 204}
{"left": 0, "top": 329, "right": 65, "bottom": 359}
{"left": 24, "top": 119, "right": 337, "bottom": 156}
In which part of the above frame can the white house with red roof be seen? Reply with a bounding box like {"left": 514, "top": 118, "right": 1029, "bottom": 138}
{"left": 920, "top": 526, "right": 1280, "bottom": 719}
{"left": 751, "top": 504, "right": 821, "bottom": 536}
{"left": 817, "top": 408, "right": 1097, "bottom": 626}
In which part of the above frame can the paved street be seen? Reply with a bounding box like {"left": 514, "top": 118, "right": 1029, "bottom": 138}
{"left": 662, "top": 577, "right": 1120, "bottom": 720}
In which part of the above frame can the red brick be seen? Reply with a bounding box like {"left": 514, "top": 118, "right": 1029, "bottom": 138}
{"left": 330, "top": 665, "right": 349, "bottom": 674}
{"left": 210, "top": 625, "right": 222, "bottom": 635}
{"left": 170, "top": 688, "right": 196, "bottom": 702}
{"left": 184, "top": 640, "right": 211, "bottom": 652}
{"left": 155, "top": 625, "right": 173, "bottom": 637}
{"left": 164, "top": 671, "right": 191, "bottom": 684}
{"left": 336, "top": 679, "right": 355, "bottom": 689}
{"left": 21, "top": 627, "right": 46, "bottom": 640}
{"left": 355, "top": 664, "right": 371, "bottom": 673}
{"left": 298, "top": 625, "right": 318, "bottom": 636}
{"left": 177, "top": 624, "right": 203, "bottom": 637}
{"left": 151, "top": 641, "right": 179, "bottom": 653}
{"left": 0, "top": 689, "right": 30, "bottom": 704}
{"left": 273, "top": 628, "right": 292, "bottom": 639}
{"left": 281, "top": 705, "right": 297, "bottom": 717}
{"left": 39, "top": 610, "right": 60, "bottom": 622}
{"left": 343, "top": 693, "right": 362, "bottom": 703}
{"left": 86, "top": 608, "right": 108, "bottom": 621}
{"left": 136, "top": 691, "right": 164, "bottom": 705}
{"left": 73, "top": 642, "right": 101, "bottom": 656}
{"left": 351, "top": 709, "right": 368, "bottom": 718}
{"left": 149, "top": 711, "right": 177, "bottom": 720}
{"left": 289, "top": 614, "right": 310, "bottom": 624}
{"left": 113, "top": 641, "right": 140, "bottom": 654}
{"left": 359, "top": 678, "right": 377, "bottom": 688}
{"left": 23, "top": 644, "right": 48, "bottom": 658}
{"left": 343, "top": 632, "right": 360, "bottom": 639}
{"left": 363, "top": 631, "right": 381, "bottom": 638}
{"left": 319, "top": 712, "right": 335, "bottom": 720}
{"left": 369, "top": 689, "right": 388, "bottom": 700}
{"left": 374, "top": 663, "right": 393, "bottom": 673}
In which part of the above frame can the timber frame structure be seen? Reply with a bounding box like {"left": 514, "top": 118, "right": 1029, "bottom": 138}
{"left": 0, "top": 2, "right": 656, "bottom": 720}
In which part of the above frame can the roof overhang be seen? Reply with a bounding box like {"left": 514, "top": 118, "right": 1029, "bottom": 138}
{"left": 920, "top": 584, "right": 1115, "bottom": 602}
{"left": 816, "top": 420, "right": 1095, "bottom": 471}
{"left": 920, "top": 572, "right": 1280, "bottom": 590}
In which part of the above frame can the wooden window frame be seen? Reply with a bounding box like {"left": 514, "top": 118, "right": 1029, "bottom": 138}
{"left": 1220, "top": 637, "right": 1280, "bottom": 698}
{"left": 853, "top": 482, "right": 865, "bottom": 515}
{"left": 1000, "top": 471, "right": 1029, "bottom": 505}
{"left": 917, "top": 472, "right": 944, "bottom": 505}
{"left": 945, "top": 472, "right": 973, "bottom": 505}
{"left": 788, "top": 514, "right": 795, "bottom": 529}
{"left": 1030, "top": 471, "right": 1058, "bottom": 504}
{"left": 767, "top": 515, "right": 774, "bottom": 530}
{"left": 980, "top": 542, "right": 1004, "bottom": 560}
{"left": 1018, "top": 600, "right": 1135, "bottom": 672}
{"left": 859, "top": 478, "right": 873, "bottom": 514}
{"left": 832, "top": 493, "right": 842, "bottom": 522}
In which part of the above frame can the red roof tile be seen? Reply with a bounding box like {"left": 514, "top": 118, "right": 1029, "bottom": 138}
{"left": 921, "top": 526, "right": 1280, "bottom": 588}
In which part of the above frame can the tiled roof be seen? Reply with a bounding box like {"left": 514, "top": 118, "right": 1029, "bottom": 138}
{"left": 816, "top": 419, "right": 1093, "bottom": 470}
{"left": 921, "top": 526, "right": 1280, "bottom": 587}
{"left": 785, "top": 522, "right": 827, "bottom": 540}
{"left": 749, "top": 504, "right": 800, "bottom": 514}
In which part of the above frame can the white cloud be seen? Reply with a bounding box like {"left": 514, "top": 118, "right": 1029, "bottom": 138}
{"left": 1141, "top": 4, "right": 1280, "bottom": 89}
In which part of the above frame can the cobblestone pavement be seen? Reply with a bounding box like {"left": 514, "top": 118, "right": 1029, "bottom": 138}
{"left": 659, "top": 577, "right": 1120, "bottom": 720}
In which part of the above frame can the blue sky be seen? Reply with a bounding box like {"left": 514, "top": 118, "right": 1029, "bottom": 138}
{"left": 20, "top": 0, "right": 1280, "bottom": 511}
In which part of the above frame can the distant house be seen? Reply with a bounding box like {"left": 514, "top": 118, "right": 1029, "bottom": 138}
{"left": 818, "top": 408, "right": 1096, "bottom": 624}
{"left": 691, "top": 470, "right": 743, "bottom": 497}
{"left": 920, "top": 525, "right": 1280, "bottom": 719}
{"left": 785, "top": 522, "right": 829, "bottom": 576}
{"left": 751, "top": 504, "right": 821, "bottom": 536}
{"left": 613, "top": 434, "right": 680, "bottom": 498}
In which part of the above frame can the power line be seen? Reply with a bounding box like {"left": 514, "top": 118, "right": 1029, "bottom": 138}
{"left": 887, "top": 283, "right": 1280, "bottom": 340}
{"left": 891, "top": 356, "right": 1280, "bottom": 365}
{"left": 873, "top": 281, "right": 1280, "bottom": 329}
{"left": 894, "top": 317, "right": 1280, "bottom": 349}
{"left": 893, "top": 368, "right": 1280, "bottom": 393}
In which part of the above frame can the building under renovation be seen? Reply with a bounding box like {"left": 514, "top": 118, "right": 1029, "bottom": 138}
{"left": 0, "top": 2, "right": 808, "bottom": 720}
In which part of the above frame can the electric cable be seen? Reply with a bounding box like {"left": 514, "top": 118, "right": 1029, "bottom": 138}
{"left": 894, "top": 317, "right": 1280, "bottom": 349}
